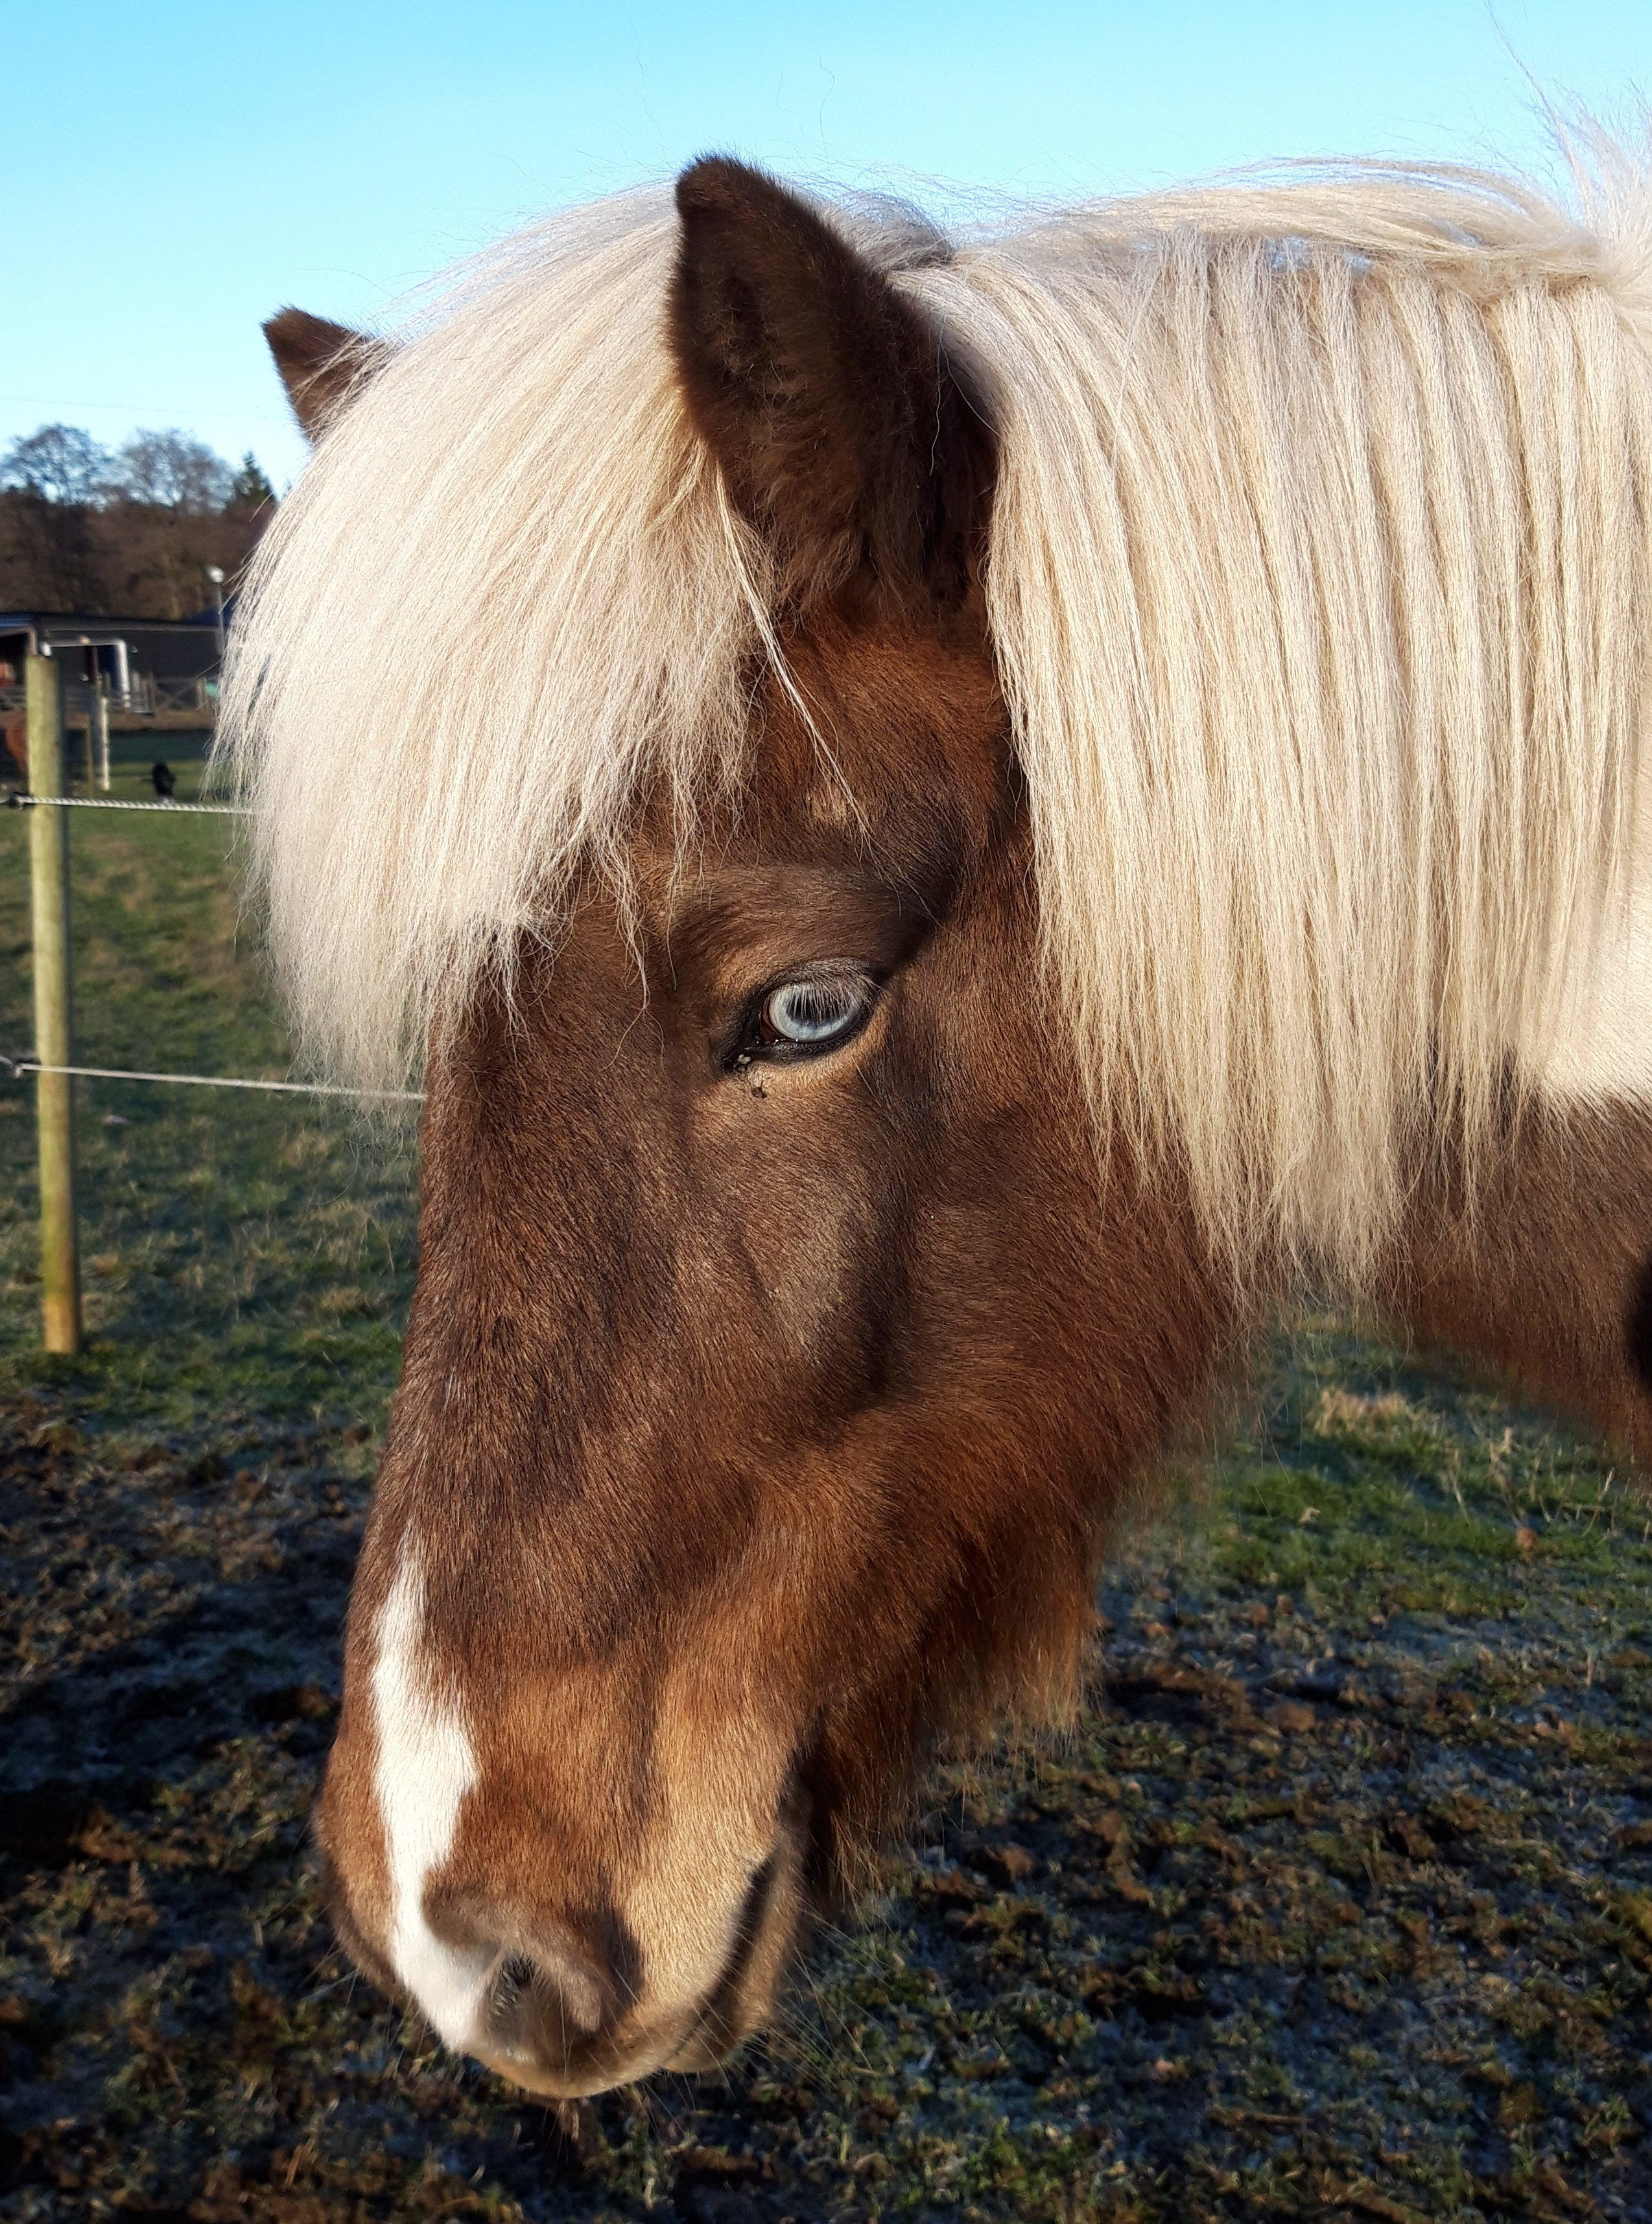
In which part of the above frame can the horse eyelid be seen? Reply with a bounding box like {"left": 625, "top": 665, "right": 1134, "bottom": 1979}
{"left": 720, "top": 969, "right": 883, "bottom": 1072}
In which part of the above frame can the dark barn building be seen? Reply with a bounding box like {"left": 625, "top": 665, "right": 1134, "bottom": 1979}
{"left": 0, "top": 609, "right": 222, "bottom": 713}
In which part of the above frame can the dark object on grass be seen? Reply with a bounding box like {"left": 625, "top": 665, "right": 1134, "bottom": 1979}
{"left": 150, "top": 761, "right": 175, "bottom": 799}
{"left": 250, "top": 1683, "right": 339, "bottom": 1725}
{"left": 0, "top": 1780, "right": 93, "bottom": 1862}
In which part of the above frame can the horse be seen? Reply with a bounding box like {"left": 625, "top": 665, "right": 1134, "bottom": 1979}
{"left": 225, "top": 137, "right": 1652, "bottom": 2100}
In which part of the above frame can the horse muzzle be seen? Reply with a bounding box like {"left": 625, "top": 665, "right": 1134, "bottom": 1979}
{"left": 319, "top": 1807, "right": 809, "bottom": 2098}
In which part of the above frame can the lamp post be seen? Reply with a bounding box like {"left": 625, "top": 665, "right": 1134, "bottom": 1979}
{"left": 205, "top": 565, "right": 226, "bottom": 666}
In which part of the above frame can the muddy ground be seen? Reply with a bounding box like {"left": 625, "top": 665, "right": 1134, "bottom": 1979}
{"left": 4, "top": 1318, "right": 1652, "bottom": 2224}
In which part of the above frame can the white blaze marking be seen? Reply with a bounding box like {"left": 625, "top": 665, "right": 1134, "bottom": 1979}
{"left": 372, "top": 1545, "right": 492, "bottom": 2049}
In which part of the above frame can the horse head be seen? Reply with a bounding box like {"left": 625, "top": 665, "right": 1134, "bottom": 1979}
{"left": 239, "top": 145, "right": 1652, "bottom": 2095}
{"left": 258, "top": 161, "right": 1218, "bottom": 2096}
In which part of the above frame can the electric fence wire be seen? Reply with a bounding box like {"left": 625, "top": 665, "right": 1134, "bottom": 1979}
{"left": 2, "top": 1056, "right": 421, "bottom": 1103}
{"left": 0, "top": 1056, "right": 421, "bottom": 1103}
{"left": 6, "top": 794, "right": 250, "bottom": 816}
{"left": 6, "top": 783, "right": 420, "bottom": 1100}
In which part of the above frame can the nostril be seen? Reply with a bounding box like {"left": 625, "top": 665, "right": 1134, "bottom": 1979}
{"left": 495, "top": 1954, "right": 537, "bottom": 2008}
{"left": 483, "top": 1940, "right": 609, "bottom": 2068}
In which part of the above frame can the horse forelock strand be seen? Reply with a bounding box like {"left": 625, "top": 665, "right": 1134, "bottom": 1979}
{"left": 218, "top": 189, "right": 767, "bottom": 1094}
{"left": 903, "top": 134, "right": 1652, "bottom": 1277}
{"left": 224, "top": 134, "right": 1652, "bottom": 1281}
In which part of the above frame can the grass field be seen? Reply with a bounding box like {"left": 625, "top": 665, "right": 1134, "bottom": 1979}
{"left": 0, "top": 744, "right": 418, "bottom": 1436}
{"left": 3, "top": 757, "right": 1652, "bottom": 2223}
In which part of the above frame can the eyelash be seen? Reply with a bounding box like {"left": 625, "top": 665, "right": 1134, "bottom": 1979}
{"left": 725, "top": 970, "right": 882, "bottom": 1070}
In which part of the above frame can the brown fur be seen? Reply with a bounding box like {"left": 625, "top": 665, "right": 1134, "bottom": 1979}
{"left": 316, "top": 618, "right": 1234, "bottom": 2089}
{"left": 266, "top": 159, "right": 1652, "bottom": 2100}
{"left": 670, "top": 158, "right": 995, "bottom": 617}
{"left": 263, "top": 308, "right": 387, "bottom": 440}
{"left": 1389, "top": 1103, "right": 1652, "bottom": 1456}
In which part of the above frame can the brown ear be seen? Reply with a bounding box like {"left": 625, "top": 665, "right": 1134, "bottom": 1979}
{"left": 670, "top": 157, "right": 993, "bottom": 617}
{"left": 264, "top": 308, "right": 388, "bottom": 442}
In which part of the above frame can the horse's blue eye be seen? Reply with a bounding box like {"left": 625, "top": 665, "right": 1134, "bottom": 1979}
{"left": 733, "top": 971, "right": 880, "bottom": 1066}
{"left": 763, "top": 978, "right": 869, "bottom": 1045}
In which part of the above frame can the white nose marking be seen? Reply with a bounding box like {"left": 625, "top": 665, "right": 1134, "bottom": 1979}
{"left": 372, "top": 1543, "right": 491, "bottom": 2047}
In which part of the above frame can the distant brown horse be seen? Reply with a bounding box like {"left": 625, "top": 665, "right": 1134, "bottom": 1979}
{"left": 230, "top": 139, "right": 1652, "bottom": 2098}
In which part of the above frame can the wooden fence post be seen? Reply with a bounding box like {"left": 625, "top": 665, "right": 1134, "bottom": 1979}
{"left": 26, "top": 654, "right": 80, "bottom": 1354}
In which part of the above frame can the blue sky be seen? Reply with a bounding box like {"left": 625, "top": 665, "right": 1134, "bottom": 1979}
{"left": 8, "top": 1, "right": 1650, "bottom": 488}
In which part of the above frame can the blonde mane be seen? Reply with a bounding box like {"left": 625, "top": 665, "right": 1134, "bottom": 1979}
{"left": 222, "top": 133, "right": 1652, "bottom": 1277}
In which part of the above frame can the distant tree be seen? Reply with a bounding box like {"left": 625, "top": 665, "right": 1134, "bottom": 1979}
{"left": 0, "top": 487, "right": 108, "bottom": 611}
{"left": 0, "top": 420, "right": 274, "bottom": 621}
{"left": 100, "top": 430, "right": 263, "bottom": 619}
{"left": 108, "top": 429, "right": 234, "bottom": 514}
{"left": 230, "top": 453, "right": 276, "bottom": 510}
{"left": 0, "top": 423, "right": 109, "bottom": 507}
{"left": 0, "top": 426, "right": 111, "bottom": 609}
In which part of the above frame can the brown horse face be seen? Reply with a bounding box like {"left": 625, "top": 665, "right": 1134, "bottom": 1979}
{"left": 315, "top": 628, "right": 1179, "bottom": 2096}
{"left": 303, "top": 162, "right": 1222, "bottom": 2097}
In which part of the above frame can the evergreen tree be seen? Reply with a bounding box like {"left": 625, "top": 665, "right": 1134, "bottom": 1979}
{"left": 230, "top": 452, "right": 276, "bottom": 510}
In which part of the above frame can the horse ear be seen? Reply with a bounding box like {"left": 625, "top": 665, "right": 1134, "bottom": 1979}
{"left": 670, "top": 156, "right": 993, "bottom": 615}
{"left": 264, "top": 309, "right": 388, "bottom": 442}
